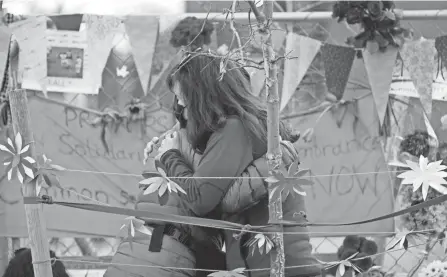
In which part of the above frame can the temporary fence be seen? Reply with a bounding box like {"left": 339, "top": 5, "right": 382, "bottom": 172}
{"left": 2, "top": 8, "right": 447, "bottom": 277}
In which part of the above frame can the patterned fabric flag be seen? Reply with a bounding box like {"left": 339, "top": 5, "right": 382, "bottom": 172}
{"left": 435, "top": 35, "right": 447, "bottom": 71}
{"left": 124, "top": 16, "right": 159, "bottom": 95}
{"left": 280, "top": 33, "right": 321, "bottom": 111}
{"left": 321, "top": 44, "right": 356, "bottom": 100}
{"left": 362, "top": 47, "right": 398, "bottom": 126}
{"left": 84, "top": 14, "right": 122, "bottom": 94}
{"left": 400, "top": 38, "right": 436, "bottom": 119}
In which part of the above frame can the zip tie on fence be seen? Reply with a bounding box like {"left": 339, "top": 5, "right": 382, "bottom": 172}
{"left": 23, "top": 194, "right": 447, "bottom": 234}
{"left": 40, "top": 195, "right": 53, "bottom": 204}
{"left": 32, "top": 257, "right": 56, "bottom": 265}
{"left": 233, "top": 224, "right": 252, "bottom": 240}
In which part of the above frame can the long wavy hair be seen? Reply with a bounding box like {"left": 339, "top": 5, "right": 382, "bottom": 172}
{"left": 2, "top": 248, "right": 69, "bottom": 277}
{"left": 167, "top": 54, "right": 297, "bottom": 152}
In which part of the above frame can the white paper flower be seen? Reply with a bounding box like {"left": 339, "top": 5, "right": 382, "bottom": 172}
{"left": 120, "top": 216, "right": 152, "bottom": 238}
{"left": 397, "top": 155, "right": 447, "bottom": 200}
{"left": 244, "top": 233, "right": 274, "bottom": 256}
{"left": 140, "top": 167, "right": 186, "bottom": 196}
{"left": 0, "top": 132, "right": 36, "bottom": 184}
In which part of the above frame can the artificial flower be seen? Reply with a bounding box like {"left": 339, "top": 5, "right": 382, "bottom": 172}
{"left": 397, "top": 155, "right": 447, "bottom": 200}
{"left": 139, "top": 166, "right": 186, "bottom": 205}
{"left": 119, "top": 216, "right": 153, "bottom": 250}
{"left": 418, "top": 260, "right": 447, "bottom": 277}
{"left": 0, "top": 132, "right": 36, "bottom": 184}
{"left": 244, "top": 233, "right": 274, "bottom": 256}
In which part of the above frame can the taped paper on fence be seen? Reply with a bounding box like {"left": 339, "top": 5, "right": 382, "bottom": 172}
{"left": 294, "top": 91, "right": 395, "bottom": 235}
{"left": 400, "top": 38, "right": 437, "bottom": 118}
{"left": 124, "top": 16, "right": 159, "bottom": 95}
{"left": 84, "top": 14, "right": 122, "bottom": 94}
{"left": 0, "top": 95, "right": 175, "bottom": 237}
{"left": 9, "top": 16, "right": 47, "bottom": 89}
{"left": 280, "top": 34, "right": 321, "bottom": 111}
{"left": 363, "top": 47, "right": 398, "bottom": 126}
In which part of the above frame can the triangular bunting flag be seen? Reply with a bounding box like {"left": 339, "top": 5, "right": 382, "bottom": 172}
{"left": 0, "top": 26, "right": 11, "bottom": 89}
{"left": 84, "top": 14, "right": 122, "bottom": 94}
{"left": 435, "top": 35, "right": 447, "bottom": 71}
{"left": 362, "top": 47, "right": 398, "bottom": 126}
{"left": 321, "top": 44, "right": 356, "bottom": 99}
{"left": 124, "top": 16, "right": 159, "bottom": 95}
{"left": 9, "top": 16, "right": 47, "bottom": 87}
{"left": 400, "top": 38, "right": 436, "bottom": 118}
{"left": 280, "top": 33, "right": 321, "bottom": 111}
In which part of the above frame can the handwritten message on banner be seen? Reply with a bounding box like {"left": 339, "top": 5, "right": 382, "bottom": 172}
{"left": 294, "top": 92, "right": 395, "bottom": 235}
{"left": 0, "top": 96, "right": 175, "bottom": 237}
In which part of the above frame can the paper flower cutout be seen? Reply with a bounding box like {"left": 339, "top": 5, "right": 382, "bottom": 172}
{"left": 32, "top": 154, "right": 65, "bottom": 196}
{"left": 326, "top": 252, "right": 361, "bottom": 277}
{"left": 119, "top": 216, "right": 152, "bottom": 250}
{"left": 208, "top": 268, "right": 246, "bottom": 277}
{"left": 266, "top": 161, "right": 312, "bottom": 202}
{"left": 116, "top": 65, "right": 129, "bottom": 78}
{"left": 397, "top": 155, "right": 447, "bottom": 200}
{"left": 244, "top": 233, "right": 274, "bottom": 256}
{"left": 387, "top": 231, "right": 427, "bottom": 251}
{"left": 139, "top": 166, "right": 186, "bottom": 206}
{"left": 0, "top": 132, "right": 36, "bottom": 184}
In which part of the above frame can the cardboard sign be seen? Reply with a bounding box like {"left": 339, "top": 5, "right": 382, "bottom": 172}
{"left": 294, "top": 92, "right": 395, "bottom": 235}
{"left": 0, "top": 95, "right": 175, "bottom": 237}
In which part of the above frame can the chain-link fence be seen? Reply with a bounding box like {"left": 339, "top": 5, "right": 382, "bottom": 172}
{"left": 3, "top": 5, "right": 447, "bottom": 277}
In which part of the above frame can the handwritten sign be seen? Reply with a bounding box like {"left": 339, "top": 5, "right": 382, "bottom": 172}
{"left": 294, "top": 92, "right": 395, "bottom": 235}
{"left": 0, "top": 95, "right": 175, "bottom": 237}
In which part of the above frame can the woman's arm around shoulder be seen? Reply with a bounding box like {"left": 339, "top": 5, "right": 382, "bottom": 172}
{"left": 160, "top": 118, "right": 253, "bottom": 216}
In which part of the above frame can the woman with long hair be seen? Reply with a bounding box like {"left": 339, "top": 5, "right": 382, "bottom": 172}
{"left": 2, "top": 248, "right": 69, "bottom": 277}
{"left": 152, "top": 53, "right": 321, "bottom": 277}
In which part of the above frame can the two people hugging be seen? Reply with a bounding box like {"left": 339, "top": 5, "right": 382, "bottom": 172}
{"left": 104, "top": 53, "right": 322, "bottom": 277}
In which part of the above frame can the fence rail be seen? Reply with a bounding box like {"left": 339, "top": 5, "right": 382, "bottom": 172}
{"left": 2, "top": 9, "right": 447, "bottom": 277}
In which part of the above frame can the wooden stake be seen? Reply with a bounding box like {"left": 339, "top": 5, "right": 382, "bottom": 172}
{"left": 248, "top": 1, "right": 286, "bottom": 277}
{"left": 0, "top": 4, "right": 10, "bottom": 274}
{"left": 8, "top": 89, "right": 54, "bottom": 277}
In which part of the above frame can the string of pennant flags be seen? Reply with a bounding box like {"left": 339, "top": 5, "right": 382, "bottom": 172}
{"left": 2, "top": 12, "right": 447, "bottom": 125}
{"left": 259, "top": 32, "right": 447, "bottom": 127}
